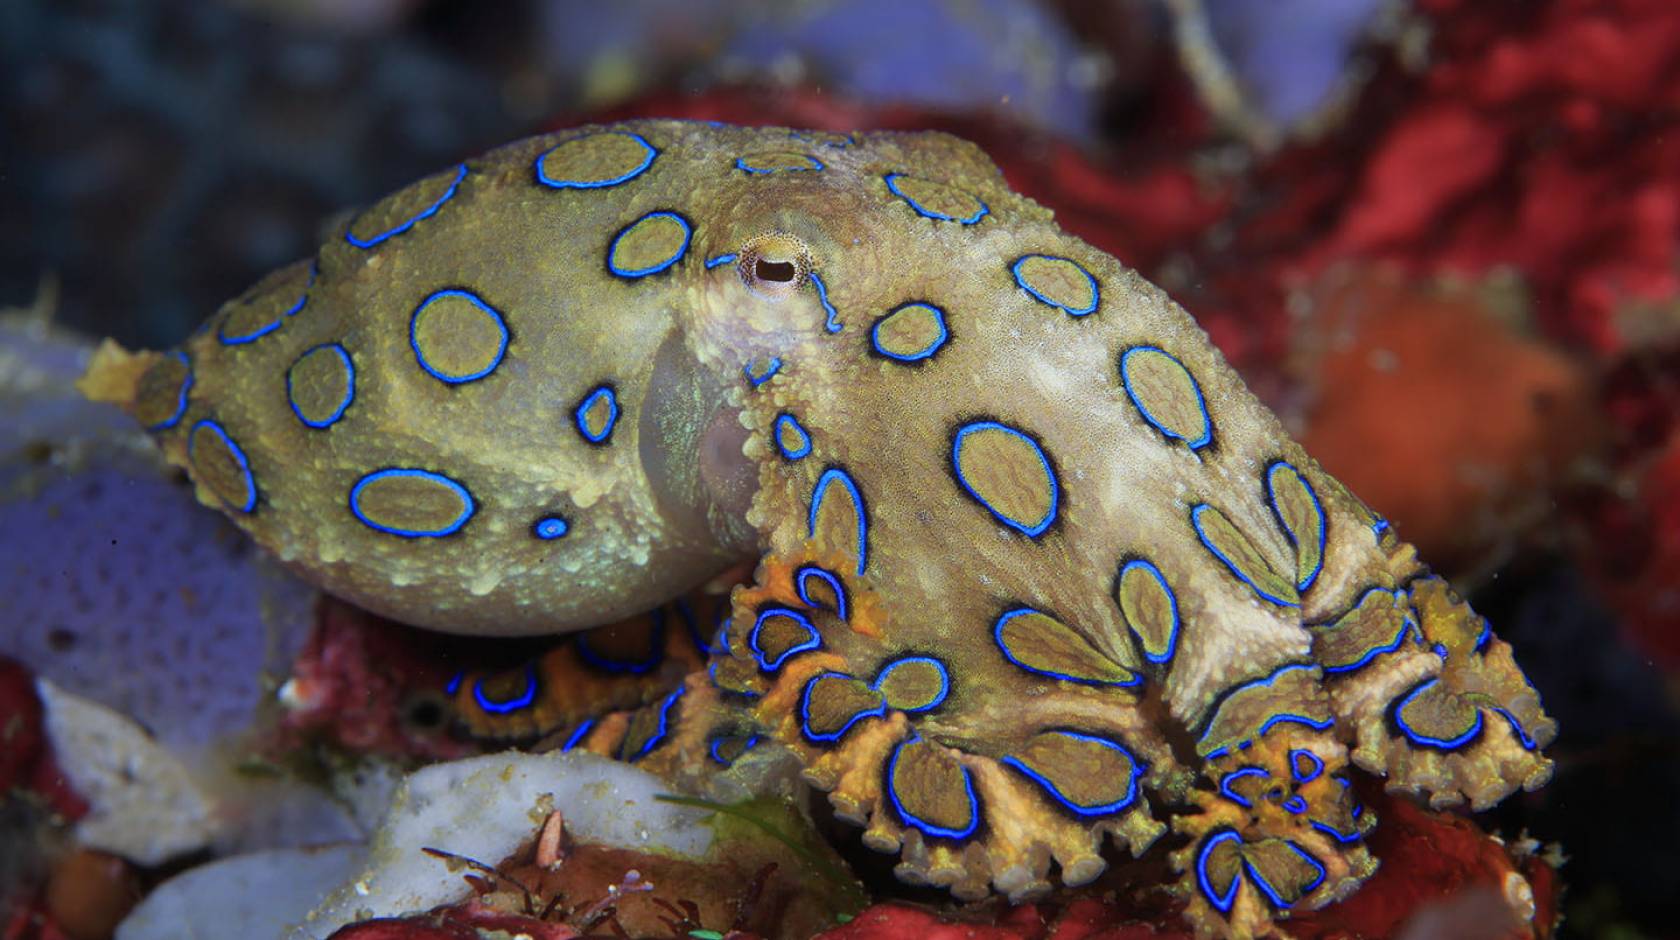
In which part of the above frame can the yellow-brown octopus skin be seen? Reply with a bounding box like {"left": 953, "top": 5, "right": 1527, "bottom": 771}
{"left": 80, "top": 120, "right": 1557, "bottom": 938}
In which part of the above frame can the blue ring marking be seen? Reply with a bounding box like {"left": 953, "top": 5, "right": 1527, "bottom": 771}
{"left": 951, "top": 421, "right": 1059, "bottom": 538}
{"left": 1289, "top": 748, "right": 1325, "bottom": 783}
{"left": 799, "top": 673, "right": 887, "bottom": 744}
{"left": 886, "top": 736, "right": 980, "bottom": 840}
{"left": 573, "top": 384, "right": 619, "bottom": 444}
{"left": 349, "top": 468, "right": 475, "bottom": 538}
{"left": 444, "top": 672, "right": 463, "bottom": 696}
{"left": 1266, "top": 461, "right": 1327, "bottom": 591}
{"left": 1000, "top": 731, "right": 1141, "bottom": 816}
{"left": 708, "top": 733, "right": 760, "bottom": 765}
{"left": 1474, "top": 618, "right": 1493, "bottom": 652}
{"left": 1310, "top": 820, "right": 1364, "bottom": 844}
{"left": 749, "top": 607, "right": 822, "bottom": 671}
{"left": 347, "top": 162, "right": 467, "bottom": 249}
{"left": 1281, "top": 795, "right": 1308, "bottom": 815}
{"left": 808, "top": 467, "right": 869, "bottom": 576}
{"left": 736, "top": 154, "right": 824, "bottom": 174}
{"left": 705, "top": 252, "right": 738, "bottom": 269}
{"left": 794, "top": 565, "right": 847, "bottom": 619}
{"left": 1258, "top": 713, "right": 1336, "bottom": 737}
{"left": 607, "top": 210, "right": 692, "bottom": 278}
{"left": 562, "top": 719, "right": 596, "bottom": 752}
{"left": 883, "top": 172, "right": 989, "bottom": 225}
{"left": 992, "top": 608, "right": 1143, "bottom": 688}
{"left": 1431, "top": 642, "right": 1450, "bottom": 660}
{"left": 1010, "top": 254, "right": 1099, "bottom": 317}
{"left": 1372, "top": 518, "right": 1392, "bottom": 539}
{"left": 1242, "top": 843, "right": 1326, "bottom": 910}
{"left": 870, "top": 302, "right": 949, "bottom": 363}
{"left": 809, "top": 271, "right": 841, "bottom": 333}
{"left": 535, "top": 132, "right": 657, "bottom": 189}
{"left": 1191, "top": 504, "right": 1299, "bottom": 607}
{"left": 1320, "top": 589, "right": 1413, "bottom": 675}
{"left": 575, "top": 610, "right": 665, "bottom": 676}
{"left": 1493, "top": 707, "right": 1540, "bottom": 750}
{"left": 871, "top": 656, "right": 950, "bottom": 712}
{"left": 1195, "top": 830, "right": 1244, "bottom": 914}
{"left": 147, "top": 350, "right": 194, "bottom": 430}
{"left": 188, "top": 419, "right": 257, "bottom": 512}
{"left": 1217, "top": 767, "right": 1270, "bottom": 808}
{"left": 743, "top": 356, "right": 782, "bottom": 387}
{"left": 1120, "top": 346, "right": 1213, "bottom": 450}
{"left": 1199, "top": 663, "right": 1324, "bottom": 751}
{"left": 217, "top": 269, "right": 313, "bottom": 345}
{"left": 1392, "top": 678, "right": 1484, "bottom": 750}
{"left": 629, "top": 686, "right": 685, "bottom": 761}
{"left": 287, "top": 343, "right": 355, "bottom": 429}
{"left": 1118, "top": 558, "right": 1180, "bottom": 664}
{"left": 532, "top": 515, "right": 569, "bottom": 540}
{"left": 775, "top": 413, "right": 813, "bottom": 460}
{"left": 409, "top": 289, "right": 509, "bottom": 384}
{"left": 471, "top": 663, "right": 538, "bottom": 714}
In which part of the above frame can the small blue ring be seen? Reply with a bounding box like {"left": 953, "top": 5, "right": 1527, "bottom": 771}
{"left": 471, "top": 663, "right": 538, "bottom": 715}
{"left": 535, "top": 132, "right": 657, "bottom": 189}
{"left": 409, "top": 288, "right": 509, "bottom": 385}
{"left": 607, "top": 210, "right": 692, "bottom": 279}
{"left": 349, "top": 468, "right": 475, "bottom": 538}
{"left": 573, "top": 384, "right": 619, "bottom": 444}
{"left": 347, "top": 163, "right": 468, "bottom": 249}
{"left": 286, "top": 343, "right": 355, "bottom": 429}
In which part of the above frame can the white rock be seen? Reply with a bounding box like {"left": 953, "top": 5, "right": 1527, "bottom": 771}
{"left": 116, "top": 844, "right": 364, "bottom": 940}
{"left": 37, "top": 678, "right": 216, "bottom": 866}
{"left": 298, "top": 749, "right": 716, "bottom": 937}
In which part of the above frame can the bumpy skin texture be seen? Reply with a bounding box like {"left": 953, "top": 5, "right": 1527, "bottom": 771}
{"left": 82, "top": 120, "right": 1556, "bottom": 938}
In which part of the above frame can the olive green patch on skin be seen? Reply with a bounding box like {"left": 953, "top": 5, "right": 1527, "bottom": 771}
{"left": 997, "top": 610, "right": 1139, "bottom": 685}
{"left": 134, "top": 354, "right": 190, "bottom": 429}
{"left": 953, "top": 426, "right": 1056, "bottom": 534}
{"left": 1122, "top": 347, "right": 1211, "bottom": 449}
{"left": 287, "top": 345, "right": 352, "bottom": 427}
{"left": 1014, "top": 255, "right": 1095, "bottom": 312}
{"left": 1117, "top": 563, "right": 1177, "bottom": 663}
{"left": 890, "top": 738, "right": 976, "bottom": 834}
{"left": 1267, "top": 463, "right": 1325, "bottom": 589}
{"left": 538, "top": 131, "right": 655, "bottom": 186}
{"left": 1193, "top": 504, "right": 1298, "bottom": 607}
{"left": 410, "top": 292, "right": 506, "bottom": 381}
{"left": 803, "top": 674, "right": 883, "bottom": 739}
{"left": 352, "top": 472, "right": 472, "bottom": 535}
{"left": 875, "top": 659, "right": 946, "bottom": 712}
{"left": 610, "top": 213, "right": 689, "bottom": 274}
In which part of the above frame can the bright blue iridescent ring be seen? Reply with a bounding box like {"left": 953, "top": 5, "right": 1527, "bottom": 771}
{"left": 147, "top": 351, "right": 194, "bottom": 431}
{"left": 189, "top": 419, "right": 259, "bottom": 513}
{"left": 349, "top": 468, "right": 475, "bottom": 538}
{"left": 705, "top": 252, "right": 738, "bottom": 269}
{"left": 1000, "top": 731, "right": 1141, "bottom": 816}
{"left": 992, "top": 608, "right": 1142, "bottom": 688}
{"left": 744, "top": 357, "right": 782, "bottom": 387}
{"left": 951, "top": 421, "right": 1060, "bottom": 538}
{"left": 736, "top": 154, "right": 823, "bottom": 174}
{"left": 346, "top": 163, "right": 468, "bottom": 249}
{"left": 1217, "top": 766, "right": 1269, "bottom": 808}
{"left": 887, "top": 737, "right": 981, "bottom": 840}
{"left": 410, "top": 289, "right": 509, "bottom": 384}
{"left": 1117, "top": 558, "right": 1180, "bottom": 665}
{"left": 808, "top": 467, "right": 869, "bottom": 576}
{"left": 628, "top": 686, "right": 685, "bottom": 761}
{"left": 573, "top": 384, "right": 619, "bottom": 444}
{"left": 562, "top": 719, "right": 596, "bottom": 752}
{"left": 532, "top": 516, "right": 569, "bottom": 540}
{"left": 535, "top": 132, "right": 657, "bottom": 189}
{"left": 871, "top": 656, "right": 950, "bottom": 712}
{"left": 286, "top": 343, "right": 355, "bottom": 429}
{"left": 810, "top": 271, "right": 841, "bottom": 333}
{"left": 472, "top": 664, "right": 538, "bottom": 715}
{"left": 1392, "top": 678, "right": 1484, "bottom": 750}
{"left": 1011, "top": 254, "right": 1100, "bottom": 317}
{"left": 1196, "top": 830, "right": 1244, "bottom": 914}
{"left": 870, "top": 302, "right": 949, "bottom": 363}
{"left": 1120, "top": 346, "right": 1212, "bottom": 450}
{"left": 218, "top": 267, "right": 314, "bottom": 346}
{"left": 575, "top": 613, "right": 664, "bottom": 675}
{"left": 883, "top": 172, "right": 990, "bottom": 224}
{"left": 794, "top": 564, "right": 848, "bottom": 619}
{"left": 1289, "top": 748, "right": 1325, "bottom": 782}
{"left": 749, "top": 607, "right": 822, "bottom": 671}
{"left": 799, "top": 673, "right": 887, "bottom": 744}
{"left": 607, "top": 210, "right": 692, "bottom": 278}
{"left": 1245, "top": 843, "right": 1326, "bottom": 909}
{"left": 1190, "top": 504, "right": 1299, "bottom": 607}
{"left": 774, "top": 413, "right": 813, "bottom": 460}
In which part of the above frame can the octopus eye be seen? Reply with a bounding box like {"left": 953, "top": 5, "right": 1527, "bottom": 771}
{"left": 736, "top": 232, "right": 812, "bottom": 300}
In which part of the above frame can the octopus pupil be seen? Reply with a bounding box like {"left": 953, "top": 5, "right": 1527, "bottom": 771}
{"left": 756, "top": 259, "right": 797, "bottom": 282}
